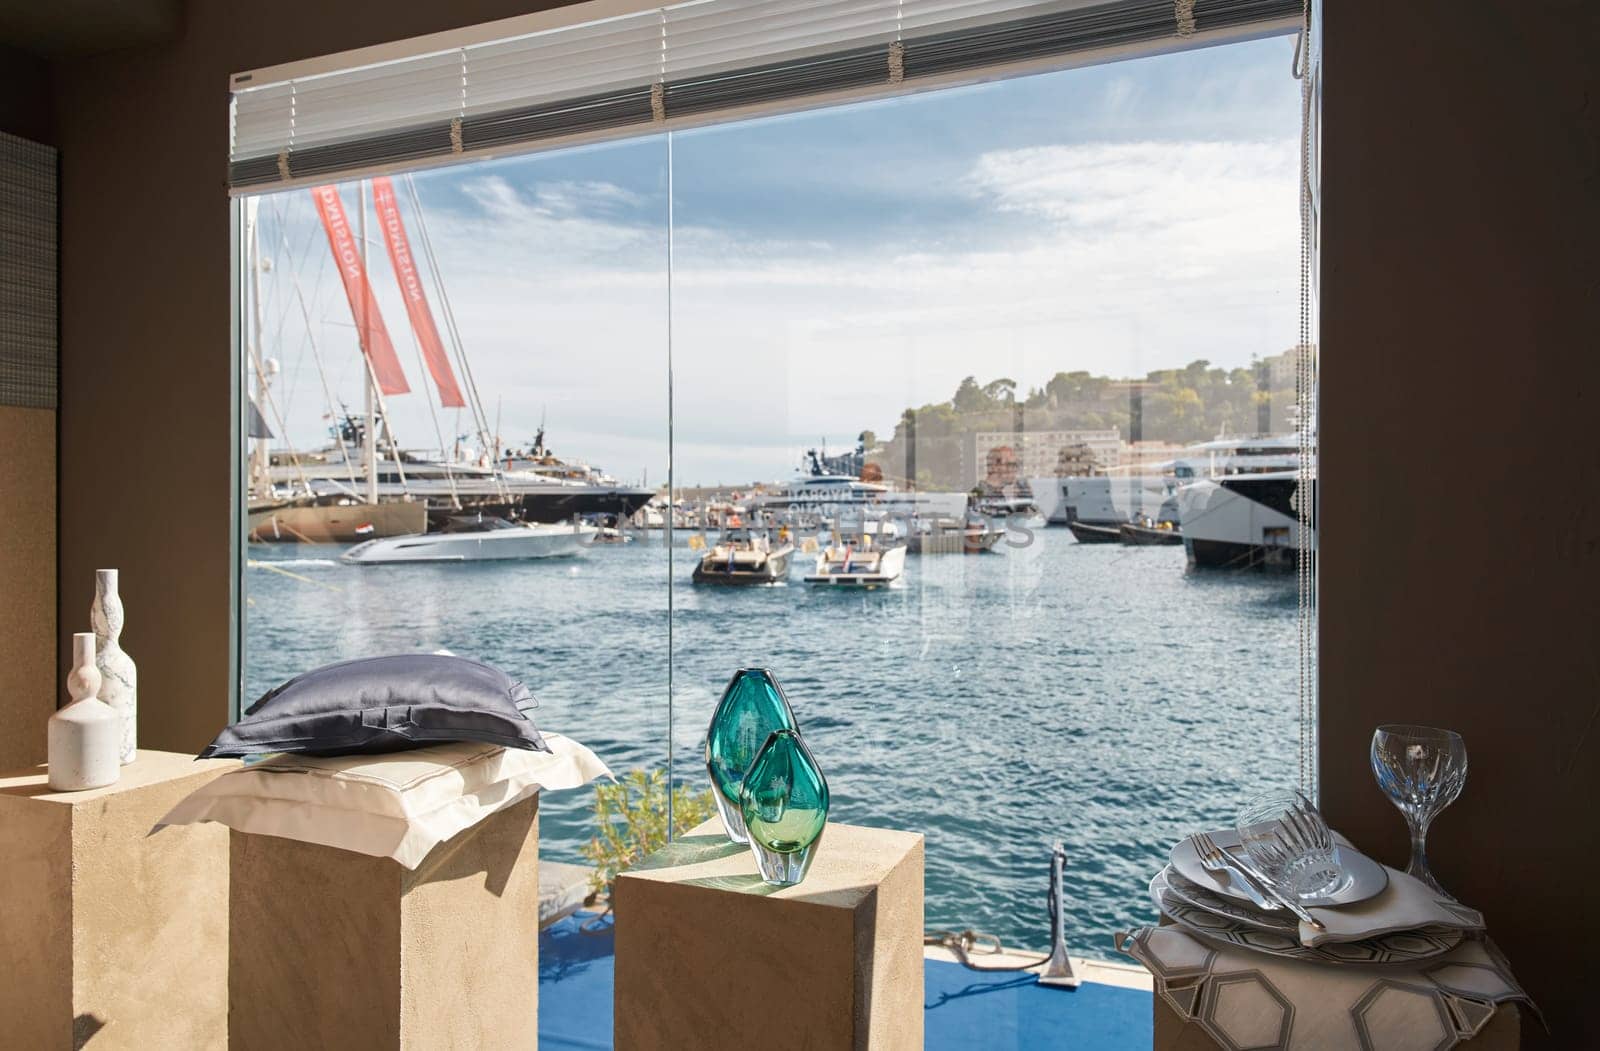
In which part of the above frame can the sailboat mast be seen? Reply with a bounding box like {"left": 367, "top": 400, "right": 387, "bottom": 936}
{"left": 358, "top": 181, "right": 379, "bottom": 505}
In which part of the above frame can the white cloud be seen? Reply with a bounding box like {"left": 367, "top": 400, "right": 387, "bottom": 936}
{"left": 256, "top": 137, "right": 1299, "bottom": 486}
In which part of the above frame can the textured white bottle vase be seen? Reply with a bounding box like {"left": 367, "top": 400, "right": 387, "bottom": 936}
{"left": 48, "top": 633, "right": 121, "bottom": 791}
{"left": 91, "top": 568, "right": 138, "bottom": 763}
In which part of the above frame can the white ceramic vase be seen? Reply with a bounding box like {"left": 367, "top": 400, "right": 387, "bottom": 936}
{"left": 48, "top": 633, "right": 121, "bottom": 791}
{"left": 91, "top": 568, "right": 137, "bottom": 764}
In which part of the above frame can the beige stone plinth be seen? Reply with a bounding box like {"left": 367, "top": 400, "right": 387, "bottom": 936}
{"left": 229, "top": 793, "right": 540, "bottom": 1050}
{"left": 1153, "top": 990, "right": 1521, "bottom": 1049}
{"left": 0, "top": 749, "right": 236, "bottom": 1050}
{"left": 614, "top": 817, "right": 924, "bottom": 1051}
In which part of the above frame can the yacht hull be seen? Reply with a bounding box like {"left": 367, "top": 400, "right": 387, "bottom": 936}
{"left": 248, "top": 500, "right": 427, "bottom": 543}
{"left": 1177, "top": 477, "right": 1314, "bottom": 569}
{"left": 341, "top": 523, "right": 598, "bottom": 564}
{"left": 1066, "top": 521, "right": 1122, "bottom": 544}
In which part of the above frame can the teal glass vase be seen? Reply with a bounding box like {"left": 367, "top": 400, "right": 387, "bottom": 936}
{"left": 738, "top": 728, "right": 829, "bottom": 887}
{"left": 704, "top": 668, "right": 797, "bottom": 844}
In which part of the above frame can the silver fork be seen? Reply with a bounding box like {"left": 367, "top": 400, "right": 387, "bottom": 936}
{"left": 1193, "top": 831, "right": 1326, "bottom": 932}
{"left": 1191, "top": 831, "right": 1276, "bottom": 911}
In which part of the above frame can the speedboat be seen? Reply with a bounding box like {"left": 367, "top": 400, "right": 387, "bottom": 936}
{"left": 803, "top": 535, "right": 907, "bottom": 588}
{"left": 692, "top": 527, "right": 794, "bottom": 586}
{"left": 340, "top": 515, "right": 597, "bottom": 564}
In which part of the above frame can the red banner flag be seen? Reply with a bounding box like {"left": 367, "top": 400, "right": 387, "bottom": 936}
{"left": 371, "top": 177, "right": 466, "bottom": 408}
{"left": 311, "top": 184, "right": 410, "bottom": 397}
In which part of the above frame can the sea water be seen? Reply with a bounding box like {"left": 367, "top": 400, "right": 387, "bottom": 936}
{"left": 245, "top": 526, "right": 1303, "bottom": 958}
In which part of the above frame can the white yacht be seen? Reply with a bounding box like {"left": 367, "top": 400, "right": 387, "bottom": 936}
{"left": 1171, "top": 436, "right": 1315, "bottom": 569}
{"left": 340, "top": 515, "right": 598, "bottom": 564}
{"left": 1029, "top": 472, "right": 1177, "bottom": 528}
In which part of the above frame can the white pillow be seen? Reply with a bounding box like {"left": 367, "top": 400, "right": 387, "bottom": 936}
{"left": 155, "top": 732, "right": 611, "bottom": 868}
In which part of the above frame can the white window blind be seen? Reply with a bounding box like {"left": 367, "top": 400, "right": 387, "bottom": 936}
{"left": 229, "top": 0, "right": 1299, "bottom": 191}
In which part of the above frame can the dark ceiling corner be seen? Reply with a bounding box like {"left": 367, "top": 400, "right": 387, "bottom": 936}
{"left": 0, "top": 0, "right": 183, "bottom": 59}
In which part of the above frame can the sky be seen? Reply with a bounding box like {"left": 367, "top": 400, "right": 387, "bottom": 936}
{"left": 251, "top": 33, "right": 1301, "bottom": 487}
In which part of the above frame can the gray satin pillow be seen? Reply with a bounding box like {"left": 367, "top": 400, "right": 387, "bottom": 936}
{"left": 200, "top": 654, "right": 549, "bottom": 758}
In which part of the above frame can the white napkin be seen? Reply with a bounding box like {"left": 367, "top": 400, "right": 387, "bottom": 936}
{"left": 1300, "top": 864, "right": 1485, "bottom": 946}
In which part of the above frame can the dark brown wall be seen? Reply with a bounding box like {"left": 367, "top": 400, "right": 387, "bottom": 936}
{"left": 50, "top": 0, "right": 567, "bottom": 749}
{"left": 1321, "top": 1, "right": 1599, "bottom": 1045}
{"left": 0, "top": 44, "right": 54, "bottom": 144}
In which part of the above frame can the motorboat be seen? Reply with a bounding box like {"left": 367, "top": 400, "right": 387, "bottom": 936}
{"left": 340, "top": 515, "right": 598, "bottom": 564}
{"left": 803, "top": 534, "right": 907, "bottom": 588}
{"left": 1066, "top": 520, "right": 1122, "bottom": 544}
{"left": 692, "top": 527, "right": 794, "bottom": 585}
{"left": 1118, "top": 519, "right": 1183, "bottom": 546}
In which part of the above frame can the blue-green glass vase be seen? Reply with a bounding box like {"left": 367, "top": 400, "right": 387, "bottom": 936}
{"left": 704, "top": 668, "right": 797, "bottom": 844}
{"left": 738, "top": 728, "right": 829, "bottom": 886}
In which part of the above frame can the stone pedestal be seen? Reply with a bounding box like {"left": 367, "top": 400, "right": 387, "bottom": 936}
{"left": 614, "top": 817, "right": 924, "bottom": 1051}
{"left": 0, "top": 750, "right": 236, "bottom": 1049}
{"left": 229, "top": 793, "right": 541, "bottom": 1050}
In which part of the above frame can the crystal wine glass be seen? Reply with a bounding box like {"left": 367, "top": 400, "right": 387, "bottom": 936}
{"left": 1370, "top": 725, "right": 1467, "bottom": 894}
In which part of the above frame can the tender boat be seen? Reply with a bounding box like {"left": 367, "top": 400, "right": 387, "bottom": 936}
{"left": 692, "top": 527, "right": 794, "bottom": 585}
{"left": 1066, "top": 521, "right": 1122, "bottom": 544}
{"left": 1118, "top": 519, "right": 1183, "bottom": 546}
{"left": 803, "top": 535, "right": 907, "bottom": 588}
{"left": 906, "top": 516, "right": 1006, "bottom": 554}
{"left": 341, "top": 515, "right": 597, "bottom": 564}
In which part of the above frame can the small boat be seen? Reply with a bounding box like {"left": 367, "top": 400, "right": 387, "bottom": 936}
{"left": 1066, "top": 520, "right": 1122, "bottom": 544}
{"left": 1118, "top": 520, "right": 1183, "bottom": 546}
{"left": 692, "top": 528, "right": 794, "bottom": 585}
{"left": 803, "top": 535, "right": 907, "bottom": 588}
{"left": 907, "top": 516, "right": 1006, "bottom": 554}
{"left": 341, "top": 514, "right": 597, "bottom": 564}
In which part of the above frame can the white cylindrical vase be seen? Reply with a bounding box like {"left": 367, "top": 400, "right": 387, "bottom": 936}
{"left": 91, "top": 568, "right": 138, "bottom": 763}
{"left": 49, "top": 633, "right": 122, "bottom": 791}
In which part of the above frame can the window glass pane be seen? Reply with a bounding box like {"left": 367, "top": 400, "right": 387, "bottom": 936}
{"left": 240, "top": 136, "right": 670, "bottom": 854}
{"left": 667, "top": 33, "right": 1307, "bottom": 959}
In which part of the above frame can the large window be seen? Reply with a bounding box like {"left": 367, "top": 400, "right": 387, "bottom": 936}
{"left": 239, "top": 31, "right": 1311, "bottom": 956}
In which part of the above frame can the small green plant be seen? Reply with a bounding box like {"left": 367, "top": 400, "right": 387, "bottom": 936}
{"left": 580, "top": 768, "right": 716, "bottom": 894}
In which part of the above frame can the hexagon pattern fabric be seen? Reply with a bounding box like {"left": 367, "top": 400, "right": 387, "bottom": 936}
{"left": 1118, "top": 926, "right": 1534, "bottom": 1050}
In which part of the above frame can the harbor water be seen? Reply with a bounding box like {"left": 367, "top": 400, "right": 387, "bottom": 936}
{"left": 245, "top": 525, "right": 1303, "bottom": 958}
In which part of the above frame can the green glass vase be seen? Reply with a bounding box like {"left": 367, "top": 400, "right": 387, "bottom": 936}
{"left": 704, "top": 668, "right": 797, "bottom": 844}
{"left": 738, "top": 728, "right": 829, "bottom": 886}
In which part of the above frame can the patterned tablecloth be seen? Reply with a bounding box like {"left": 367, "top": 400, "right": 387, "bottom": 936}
{"left": 1117, "top": 924, "right": 1538, "bottom": 1050}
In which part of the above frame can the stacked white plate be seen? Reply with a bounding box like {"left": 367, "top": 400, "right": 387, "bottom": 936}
{"left": 1150, "top": 830, "right": 1485, "bottom": 964}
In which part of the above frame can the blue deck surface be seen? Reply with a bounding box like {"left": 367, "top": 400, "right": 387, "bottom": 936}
{"left": 539, "top": 914, "right": 1152, "bottom": 1050}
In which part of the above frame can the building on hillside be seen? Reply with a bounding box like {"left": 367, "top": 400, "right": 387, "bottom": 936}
{"left": 967, "top": 429, "right": 1121, "bottom": 488}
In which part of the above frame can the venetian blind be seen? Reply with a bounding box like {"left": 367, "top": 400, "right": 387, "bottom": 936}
{"left": 229, "top": 0, "right": 1299, "bottom": 191}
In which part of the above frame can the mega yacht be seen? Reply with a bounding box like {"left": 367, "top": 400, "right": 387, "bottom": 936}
{"left": 746, "top": 447, "right": 969, "bottom": 525}
{"left": 1171, "top": 435, "right": 1315, "bottom": 569}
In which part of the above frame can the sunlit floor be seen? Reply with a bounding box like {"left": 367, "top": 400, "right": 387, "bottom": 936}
{"left": 539, "top": 913, "right": 1153, "bottom": 1050}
